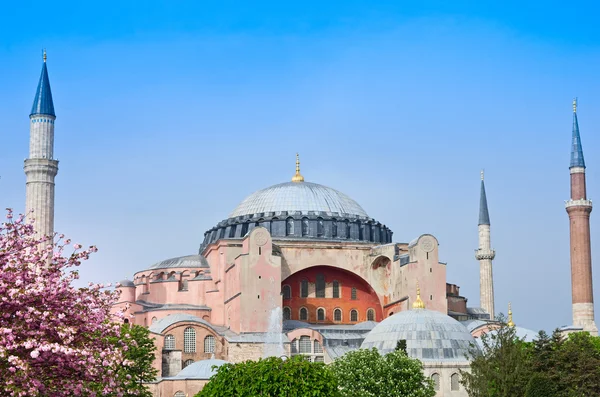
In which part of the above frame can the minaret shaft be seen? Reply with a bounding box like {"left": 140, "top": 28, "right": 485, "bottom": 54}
{"left": 476, "top": 174, "right": 495, "bottom": 319}
{"left": 566, "top": 99, "right": 596, "bottom": 334}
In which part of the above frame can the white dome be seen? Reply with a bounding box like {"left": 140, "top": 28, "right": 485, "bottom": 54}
{"left": 229, "top": 182, "right": 369, "bottom": 218}
{"left": 361, "top": 309, "right": 476, "bottom": 362}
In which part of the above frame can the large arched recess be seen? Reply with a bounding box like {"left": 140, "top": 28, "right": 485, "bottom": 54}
{"left": 282, "top": 265, "right": 383, "bottom": 324}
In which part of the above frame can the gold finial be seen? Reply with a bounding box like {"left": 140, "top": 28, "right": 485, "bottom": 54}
{"left": 481, "top": 169, "right": 484, "bottom": 181}
{"left": 413, "top": 281, "right": 426, "bottom": 309}
{"left": 507, "top": 302, "right": 515, "bottom": 327}
{"left": 43, "top": 49, "right": 47, "bottom": 63}
{"left": 291, "top": 153, "right": 305, "bottom": 183}
{"left": 573, "top": 98, "right": 577, "bottom": 113}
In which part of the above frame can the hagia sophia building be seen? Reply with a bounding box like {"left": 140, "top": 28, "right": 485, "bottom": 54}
{"left": 19, "top": 54, "right": 598, "bottom": 397}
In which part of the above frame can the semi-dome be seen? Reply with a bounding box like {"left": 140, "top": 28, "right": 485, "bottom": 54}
{"left": 361, "top": 309, "right": 476, "bottom": 362}
{"left": 230, "top": 181, "right": 369, "bottom": 218}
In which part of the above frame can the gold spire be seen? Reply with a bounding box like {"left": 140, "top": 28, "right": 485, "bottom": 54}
{"left": 481, "top": 169, "right": 484, "bottom": 181}
{"left": 291, "top": 153, "right": 305, "bottom": 183}
{"left": 573, "top": 98, "right": 577, "bottom": 113}
{"left": 507, "top": 302, "right": 515, "bottom": 327}
{"left": 413, "top": 281, "right": 426, "bottom": 309}
{"left": 43, "top": 49, "right": 47, "bottom": 63}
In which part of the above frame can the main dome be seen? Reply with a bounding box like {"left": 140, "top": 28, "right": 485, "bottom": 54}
{"left": 229, "top": 181, "right": 369, "bottom": 218}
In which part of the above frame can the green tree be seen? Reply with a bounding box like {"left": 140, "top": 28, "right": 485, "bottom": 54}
{"left": 330, "top": 348, "right": 435, "bottom": 397}
{"left": 554, "top": 332, "right": 600, "bottom": 396}
{"left": 196, "top": 355, "right": 339, "bottom": 397}
{"left": 460, "top": 317, "right": 533, "bottom": 397}
{"left": 102, "top": 323, "right": 158, "bottom": 397}
{"left": 525, "top": 373, "right": 557, "bottom": 397}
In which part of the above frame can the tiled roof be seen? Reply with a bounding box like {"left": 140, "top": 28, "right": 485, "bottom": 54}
{"left": 30, "top": 62, "right": 55, "bottom": 117}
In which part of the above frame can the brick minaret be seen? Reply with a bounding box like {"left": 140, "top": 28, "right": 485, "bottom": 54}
{"left": 24, "top": 51, "right": 58, "bottom": 240}
{"left": 566, "top": 99, "right": 597, "bottom": 334}
{"left": 475, "top": 170, "right": 495, "bottom": 319}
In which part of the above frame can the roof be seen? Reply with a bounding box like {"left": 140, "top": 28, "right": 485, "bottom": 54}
{"left": 170, "top": 359, "right": 228, "bottom": 380}
{"left": 229, "top": 181, "right": 369, "bottom": 218}
{"left": 118, "top": 279, "right": 135, "bottom": 287}
{"left": 148, "top": 254, "right": 209, "bottom": 270}
{"left": 361, "top": 309, "right": 476, "bottom": 362}
{"left": 30, "top": 61, "right": 55, "bottom": 117}
{"left": 570, "top": 110, "right": 586, "bottom": 168}
{"left": 479, "top": 180, "right": 490, "bottom": 225}
{"left": 475, "top": 326, "right": 538, "bottom": 349}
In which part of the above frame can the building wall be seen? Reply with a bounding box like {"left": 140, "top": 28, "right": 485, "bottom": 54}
{"left": 282, "top": 265, "right": 382, "bottom": 323}
{"left": 424, "top": 362, "right": 470, "bottom": 397}
{"left": 148, "top": 379, "right": 208, "bottom": 397}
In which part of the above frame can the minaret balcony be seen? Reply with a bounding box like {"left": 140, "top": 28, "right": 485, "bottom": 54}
{"left": 475, "top": 249, "right": 495, "bottom": 260}
{"left": 565, "top": 199, "right": 592, "bottom": 209}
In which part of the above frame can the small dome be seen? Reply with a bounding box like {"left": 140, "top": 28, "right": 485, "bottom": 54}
{"left": 229, "top": 182, "right": 369, "bottom": 218}
{"left": 118, "top": 279, "right": 135, "bottom": 287}
{"left": 148, "top": 254, "right": 209, "bottom": 270}
{"left": 361, "top": 309, "right": 476, "bottom": 362}
{"left": 172, "top": 359, "right": 228, "bottom": 379}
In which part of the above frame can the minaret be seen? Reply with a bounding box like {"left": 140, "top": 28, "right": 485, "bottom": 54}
{"left": 475, "top": 170, "right": 496, "bottom": 319}
{"left": 565, "top": 98, "right": 597, "bottom": 334}
{"left": 24, "top": 50, "right": 58, "bottom": 240}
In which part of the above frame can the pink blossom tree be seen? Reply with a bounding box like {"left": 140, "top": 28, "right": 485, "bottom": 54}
{"left": 0, "top": 210, "right": 130, "bottom": 396}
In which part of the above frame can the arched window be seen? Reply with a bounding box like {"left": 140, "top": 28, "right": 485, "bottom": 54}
{"left": 302, "top": 217, "right": 309, "bottom": 236}
{"left": 229, "top": 225, "right": 237, "bottom": 238}
{"left": 451, "top": 373, "right": 460, "bottom": 391}
{"left": 350, "top": 309, "right": 358, "bottom": 322}
{"left": 300, "top": 279, "right": 308, "bottom": 298}
{"left": 164, "top": 334, "right": 175, "bottom": 350}
{"left": 241, "top": 222, "right": 249, "bottom": 237}
{"left": 367, "top": 308, "right": 375, "bottom": 322}
{"left": 286, "top": 217, "right": 294, "bottom": 236}
{"left": 334, "top": 308, "right": 342, "bottom": 322}
{"left": 124, "top": 318, "right": 129, "bottom": 324}
{"left": 317, "top": 218, "right": 324, "bottom": 237}
{"left": 183, "top": 327, "right": 196, "bottom": 353}
{"left": 282, "top": 285, "right": 291, "bottom": 300}
{"left": 317, "top": 308, "right": 325, "bottom": 321}
{"left": 345, "top": 220, "right": 350, "bottom": 238}
{"left": 291, "top": 338, "right": 298, "bottom": 353}
{"left": 151, "top": 317, "right": 157, "bottom": 324}
{"left": 431, "top": 373, "right": 440, "bottom": 391}
{"left": 315, "top": 274, "right": 325, "bottom": 298}
{"left": 357, "top": 221, "right": 363, "bottom": 239}
{"left": 283, "top": 307, "right": 291, "bottom": 320}
{"left": 299, "top": 336, "right": 311, "bottom": 353}
{"left": 351, "top": 287, "right": 357, "bottom": 300}
{"left": 204, "top": 335, "right": 215, "bottom": 353}
{"left": 299, "top": 307, "right": 308, "bottom": 321}
{"left": 174, "top": 392, "right": 186, "bottom": 397}
{"left": 314, "top": 340, "right": 323, "bottom": 354}
{"left": 183, "top": 359, "right": 194, "bottom": 368}
{"left": 332, "top": 281, "right": 340, "bottom": 298}
{"left": 332, "top": 219, "right": 337, "bottom": 237}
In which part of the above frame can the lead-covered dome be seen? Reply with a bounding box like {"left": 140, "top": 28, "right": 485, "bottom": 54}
{"left": 361, "top": 309, "right": 476, "bottom": 362}
{"left": 230, "top": 182, "right": 369, "bottom": 218}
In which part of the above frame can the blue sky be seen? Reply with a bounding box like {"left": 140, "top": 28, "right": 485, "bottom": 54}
{"left": 1, "top": 1, "right": 600, "bottom": 332}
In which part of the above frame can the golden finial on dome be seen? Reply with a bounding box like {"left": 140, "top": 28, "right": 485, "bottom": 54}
{"left": 43, "top": 49, "right": 47, "bottom": 63}
{"left": 413, "top": 281, "right": 425, "bottom": 310}
{"left": 291, "top": 153, "right": 305, "bottom": 183}
{"left": 573, "top": 98, "right": 577, "bottom": 113}
{"left": 507, "top": 302, "right": 515, "bottom": 327}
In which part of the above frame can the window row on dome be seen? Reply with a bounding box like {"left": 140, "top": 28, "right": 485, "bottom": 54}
{"left": 32, "top": 118, "right": 54, "bottom": 124}
{"left": 201, "top": 217, "right": 393, "bottom": 248}
{"left": 163, "top": 330, "right": 216, "bottom": 354}
{"left": 283, "top": 307, "right": 375, "bottom": 322}
{"left": 431, "top": 372, "right": 460, "bottom": 391}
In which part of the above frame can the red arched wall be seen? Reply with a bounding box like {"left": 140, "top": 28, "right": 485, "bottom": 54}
{"left": 282, "top": 265, "right": 382, "bottom": 324}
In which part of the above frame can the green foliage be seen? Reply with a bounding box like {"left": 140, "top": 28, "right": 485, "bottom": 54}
{"left": 461, "top": 316, "right": 600, "bottom": 397}
{"left": 525, "top": 374, "right": 556, "bottom": 397}
{"left": 106, "top": 324, "right": 158, "bottom": 397}
{"left": 395, "top": 339, "right": 408, "bottom": 354}
{"left": 330, "top": 348, "right": 435, "bottom": 397}
{"left": 196, "top": 355, "right": 339, "bottom": 397}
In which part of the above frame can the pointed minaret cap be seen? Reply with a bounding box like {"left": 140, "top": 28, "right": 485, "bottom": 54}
{"left": 507, "top": 302, "right": 515, "bottom": 327}
{"left": 413, "top": 281, "right": 426, "bottom": 310}
{"left": 570, "top": 98, "right": 585, "bottom": 169}
{"left": 291, "top": 153, "right": 305, "bottom": 183}
{"left": 30, "top": 50, "right": 55, "bottom": 117}
{"left": 478, "top": 170, "right": 490, "bottom": 225}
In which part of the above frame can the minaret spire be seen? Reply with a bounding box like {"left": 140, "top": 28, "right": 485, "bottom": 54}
{"left": 507, "top": 302, "right": 515, "bottom": 327}
{"left": 291, "top": 153, "right": 305, "bottom": 183}
{"left": 565, "top": 98, "right": 597, "bottom": 334}
{"left": 24, "top": 53, "right": 59, "bottom": 241}
{"left": 476, "top": 170, "right": 495, "bottom": 319}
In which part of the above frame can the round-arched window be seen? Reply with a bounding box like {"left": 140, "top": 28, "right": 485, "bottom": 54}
{"left": 334, "top": 308, "right": 342, "bottom": 322}
{"left": 350, "top": 309, "right": 358, "bottom": 322}
{"left": 204, "top": 335, "right": 216, "bottom": 353}
{"left": 367, "top": 308, "right": 375, "bottom": 322}
{"left": 317, "top": 308, "right": 325, "bottom": 321}
{"left": 431, "top": 373, "right": 440, "bottom": 391}
{"left": 183, "top": 327, "right": 196, "bottom": 353}
{"left": 299, "top": 307, "right": 308, "bottom": 321}
{"left": 283, "top": 307, "right": 291, "bottom": 320}
{"left": 164, "top": 334, "right": 175, "bottom": 350}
